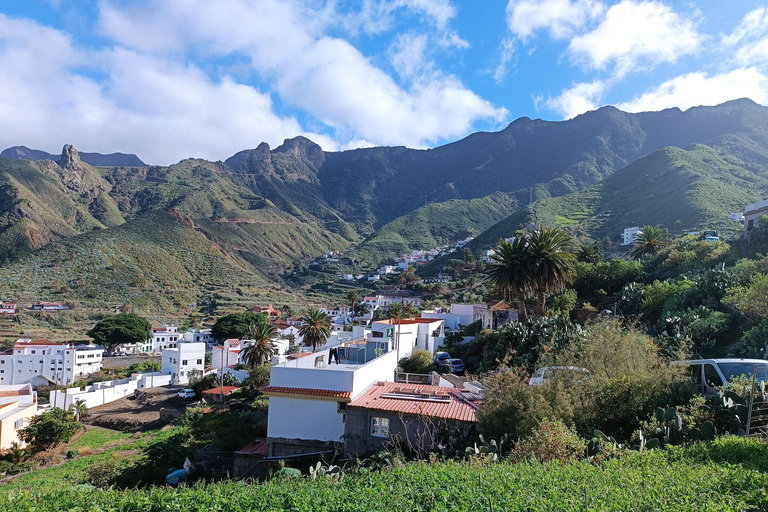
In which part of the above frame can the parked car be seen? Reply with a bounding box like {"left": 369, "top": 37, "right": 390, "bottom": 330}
{"left": 440, "top": 358, "right": 465, "bottom": 374}
{"left": 528, "top": 366, "right": 591, "bottom": 386}
{"left": 177, "top": 388, "right": 196, "bottom": 399}
{"left": 673, "top": 358, "right": 768, "bottom": 396}
{"left": 434, "top": 352, "right": 451, "bottom": 368}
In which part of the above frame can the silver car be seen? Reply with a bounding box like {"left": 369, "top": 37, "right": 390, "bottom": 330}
{"left": 674, "top": 358, "right": 768, "bottom": 395}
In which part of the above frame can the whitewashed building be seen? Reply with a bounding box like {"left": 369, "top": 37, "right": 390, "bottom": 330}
{"left": 622, "top": 227, "right": 641, "bottom": 246}
{"left": 183, "top": 329, "right": 213, "bottom": 348}
{"left": 0, "top": 383, "right": 38, "bottom": 449}
{"left": 211, "top": 339, "right": 242, "bottom": 370}
{"left": 0, "top": 340, "right": 104, "bottom": 386}
{"left": 161, "top": 342, "right": 205, "bottom": 385}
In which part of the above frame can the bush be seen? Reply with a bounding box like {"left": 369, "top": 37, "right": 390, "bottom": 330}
{"left": 272, "top": 467, "right": 301, "bottom": 480}
{"left": 19, "top": 409, "right": 80, "bottom": 451}
{"left": 65, "top": 449, "right": 78, "bottom": 459}
{"left": 512, "top": 418, "right": 584, "bottom": 463}
{"left": 398, "top": 349, "right": 433, "bottom": 374}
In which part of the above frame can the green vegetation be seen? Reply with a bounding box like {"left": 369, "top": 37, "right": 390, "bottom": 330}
{"left": 3, "top": 438, "right": 768, "bottom": 511}
{"left": 210, "top": 311, "right": 268, "bottom": 341}
{"left": 86, "top": 313, "right": 152, "bottom": 354}
{"left": 18, "top": 409, "right": 81, "bottom": 451}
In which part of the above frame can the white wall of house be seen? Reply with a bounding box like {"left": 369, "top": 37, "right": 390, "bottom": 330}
{"left": 0, "top": 402, "right": 38, "bottom": 449}
{"left": 51, "top": 372, "right": 172, "bottom": 410}
{"left": 1, "top": 343, "right": 103, "bottom": 385}
{"left": 622, "top": 227, "right": 641, "bottom": 246}
{"left": 267, "top": 396, "right": 345, "bottom": 441}
{"left": 450, "top": 304, "right": 475, "bottom": 326}
{"left": 271, "top": 363, "right": 355, "bottom": 390}
{"left": 350, "top": 350, "right": 397, "bottom": 397}
{"left": 161, "top": 343, "right": 205, "bottom": 385}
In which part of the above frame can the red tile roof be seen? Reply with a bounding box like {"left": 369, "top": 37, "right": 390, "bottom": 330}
{"left": 348, "top": 382, "right": 478, "bottom": 423}
{"left": 261, "top": 386, "right": 351, "bottom": 399}
{"left": 236, "top": 440, "right": 267, "bottom": 456}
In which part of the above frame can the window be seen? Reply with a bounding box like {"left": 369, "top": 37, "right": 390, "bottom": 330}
{"left": 182, "top": 360, "right": 188, "bottom": 365}
{"left": 14, "top": 419, "right": 23, "bottom": 429}
{"left": 180, "top": 371, "right": 184, "bottom": 376}
{"left": 704, "top": 364, "right": 723, "bottom": 388}
{"left": 371, "top": 417, "right": 389, "bottom": 437}
{"left": 31, "top": 350, "right": 36, "bottom": 354}
{"left": 372, "top": 331, "right": 383, "bottom": 338}
{"left": 197, "top": 359, "right": 202, "bottom": 365}
{"left": 39, "top": 360, "right": 43, "bottom": 364}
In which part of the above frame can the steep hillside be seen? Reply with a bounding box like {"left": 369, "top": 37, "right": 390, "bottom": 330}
{"left": 0, "top": 210, "right": 294, "bottom": 313}
{"left": 317, "top": 99, "right": 768, "bottom": 232}
{"left": 466, "top": 143, "right": 767, "bottom": 252}
{"left": 351, "top": 192, "right": 523, "bottom": 265}
{"left": 0, "top": 154, "right": 125, "bottom": 261}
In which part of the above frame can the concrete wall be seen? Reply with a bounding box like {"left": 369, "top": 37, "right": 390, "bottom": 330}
{"left": 350, "top": 350, "right": 397, "bottom": 398}
{"left": 271, "top": 363, "right": 355, "bottom": 391}
{"left": 50, "top": 372, "right": 171, "bottom": 409}
{"left": 267, "top": 396, "right": 345, "bottom": 442}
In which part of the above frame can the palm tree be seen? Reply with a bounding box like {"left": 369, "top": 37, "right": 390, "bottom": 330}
{"left": 68, "top": 399, "right": 88, "bottom": 422}
{"left": 485, "top": 237, "right": 532, "bottom": 323}
{"left": 241, "top": 322, "right": 278, "bottom": 367}
{"left": 631, "top": 225, "right": 668, "bottom": 260}
{"left": 299, "top": 309, "right": 331, "bottom": 351}
{"left": 526, "top": 226, "right": 577, "bottom": 316}
{"left": 575, "top": 239, "right": 604, "bottom": 264}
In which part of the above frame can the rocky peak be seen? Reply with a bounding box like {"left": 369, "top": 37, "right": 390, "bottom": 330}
{"left": 224, "top": 142, "right": 272, "bottom": 167}
{"left": 273, "top": 136, "right": 325, "bottom": 168}
{"left": 58, "top": 144, "right": 85, "bottom": 172}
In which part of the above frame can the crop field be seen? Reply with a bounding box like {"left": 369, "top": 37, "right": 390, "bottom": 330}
{"left": 2, "top": 436, "right": 767, "bottom": 511}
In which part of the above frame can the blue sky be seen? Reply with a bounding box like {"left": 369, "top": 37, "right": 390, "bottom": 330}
{"left": 1, "top": 0, "right": 767, "bottom": 164}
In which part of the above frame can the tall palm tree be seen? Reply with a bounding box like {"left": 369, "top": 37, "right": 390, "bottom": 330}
{"left": 526, "top": 226, "right": 577, "bottom": 316}
{"left": 241, "top": 322, "right": 278, "bottom": 367}
{"left": 485, "top": 237, "right": 532, "bottom": 323}
{"left": 631, "top": 225, "right": 668, "bottom": 260}
{"left": 299, "top": 309, "right": 331, "bottom": 351}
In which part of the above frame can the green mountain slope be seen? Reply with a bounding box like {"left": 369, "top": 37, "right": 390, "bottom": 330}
{"left": 0, "top": 210, "right": 294, "bottom": 312}
{"left": 470, "top": 143, "right": 768, "bottom": 249}
{"left": 351, "top": 192, "right": 523, "bottom": 265}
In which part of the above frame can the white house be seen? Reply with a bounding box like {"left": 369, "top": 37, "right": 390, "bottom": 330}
{"left": 161, "top": 342, "right": 205, "bottom": 385}
{"left": 211, "top": 339, "right": 242, "bottom": 370}
{"left": 0, "top": 383, "right": 38, "bottom": 449}
{"left": 150, "top": 325, "right": 180, "bottom": 351}
{"left": 183, "top": 329, "right": 213, "bottom": 348}
{"left": 744, "top": 198, "right": 768, "bottom": 235}
{"left": 0, "top": 340, "right": 104, "bottom": 386}
{"left": 262, "top": 316, "right": 446, "bottom": 457}
{"left": 622, "top": 227, "right": 641, "bottom": 246}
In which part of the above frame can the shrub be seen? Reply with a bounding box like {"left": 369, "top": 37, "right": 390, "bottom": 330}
{"left": 272, "top": 467, "right": 301, "bottom": 480}
{"left": 19, "top": 409, "right": 80, "bottom": 451}
{"left": 65, "top": 449, "right": 78, "bottom": 459}
{"left": 398, "top": 349, "right": 433, "bottom": 374}
{"left": 512, "top": 418, "right": 584, "bottom": 463}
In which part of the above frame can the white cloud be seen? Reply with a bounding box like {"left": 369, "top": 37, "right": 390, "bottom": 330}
{"left": 506, "top": 0, "right": 604, "bottom": 42}
{"left": 615, "top": 68, "right": 768, "bottom": 113}
{"left": 567, "top": 1, "right": 703, "bottom": 78}
{"left": 349, "top": 0, "right": 458, "bottom": 34}
{"left": 493, "top": 37, "right": 516, "bottom": 84}
{"left": 97, "top": 0, "right": 507, "bottom": 149}
{"left": 546, "top": 80, "right": 607, "bottom": 119}
{"left": 723, "top": 8, "right": 768, "bottom": 66}
{"left": 0, "top": 14, "right": 332, "bottom": 165}
{"left": 389, "top": 33, "right": 429, "bottom": 79}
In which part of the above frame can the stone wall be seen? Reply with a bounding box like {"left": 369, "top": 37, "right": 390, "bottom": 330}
{"left": 345, "top": 408, "right": 450, "bottom": 458}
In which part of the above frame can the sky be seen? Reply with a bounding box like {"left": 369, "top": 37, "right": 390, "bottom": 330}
{"left": 1, "top": 1, "right": 768, "bottom": 165}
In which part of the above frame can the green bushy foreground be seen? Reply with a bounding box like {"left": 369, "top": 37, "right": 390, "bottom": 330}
{"left": 3, "top": 436, "right": 768, "bottom": 512}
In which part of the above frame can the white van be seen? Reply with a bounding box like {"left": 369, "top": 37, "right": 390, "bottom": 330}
{"left": 674, "top": 358, "right": 768, "bottom": 395}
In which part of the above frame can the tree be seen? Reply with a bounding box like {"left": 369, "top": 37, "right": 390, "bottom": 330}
{"left": 485, "top": 237, "right": 532, "bottom": 324}
{"left": 299, "top": 309, "right": 331, "bottom": 351}
{"left": 19, "top": 408, "right": 80, "bottom": 450}
{"left": 86, "top": 313, "right": 152, "bottom": 355}
{"left": 723, "top": 273, "right": 768, "bottom": 324}
{"left": 632, "top": 225, "right": 669, "bottom": 260}
{"left": 346, "top": 290, "right": 361, "bottom": 313}
{"left": 241, "top": 322, "right": 277, "bottom": 367}
{"left": 68, "top": 399, "right": 89, "bottom": 422}
{"left": 575, "top": 240, "right": 604, "bottom": 264}
{"left": 526, "top": 226, "right": 577, "bottom": 316}
{"left": 398, "top": 349, "right": 433, "bottom": 374}
{"left": 211, "top": 312, "right": 268, "bottom": 341}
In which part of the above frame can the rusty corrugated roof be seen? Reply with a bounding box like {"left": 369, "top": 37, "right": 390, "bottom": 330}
{"left": 236, "top": 439, "right": 267, "bottom": 455}
{"left": 348, "top": 382, "right": 478, "bottom": 423}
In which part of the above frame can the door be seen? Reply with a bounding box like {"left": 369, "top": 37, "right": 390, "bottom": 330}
{"left": 687, "top": 363, "right": 704, "bottom": 394}
{"left": 703, "top": 363, "right": 723, "bottom": 395}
